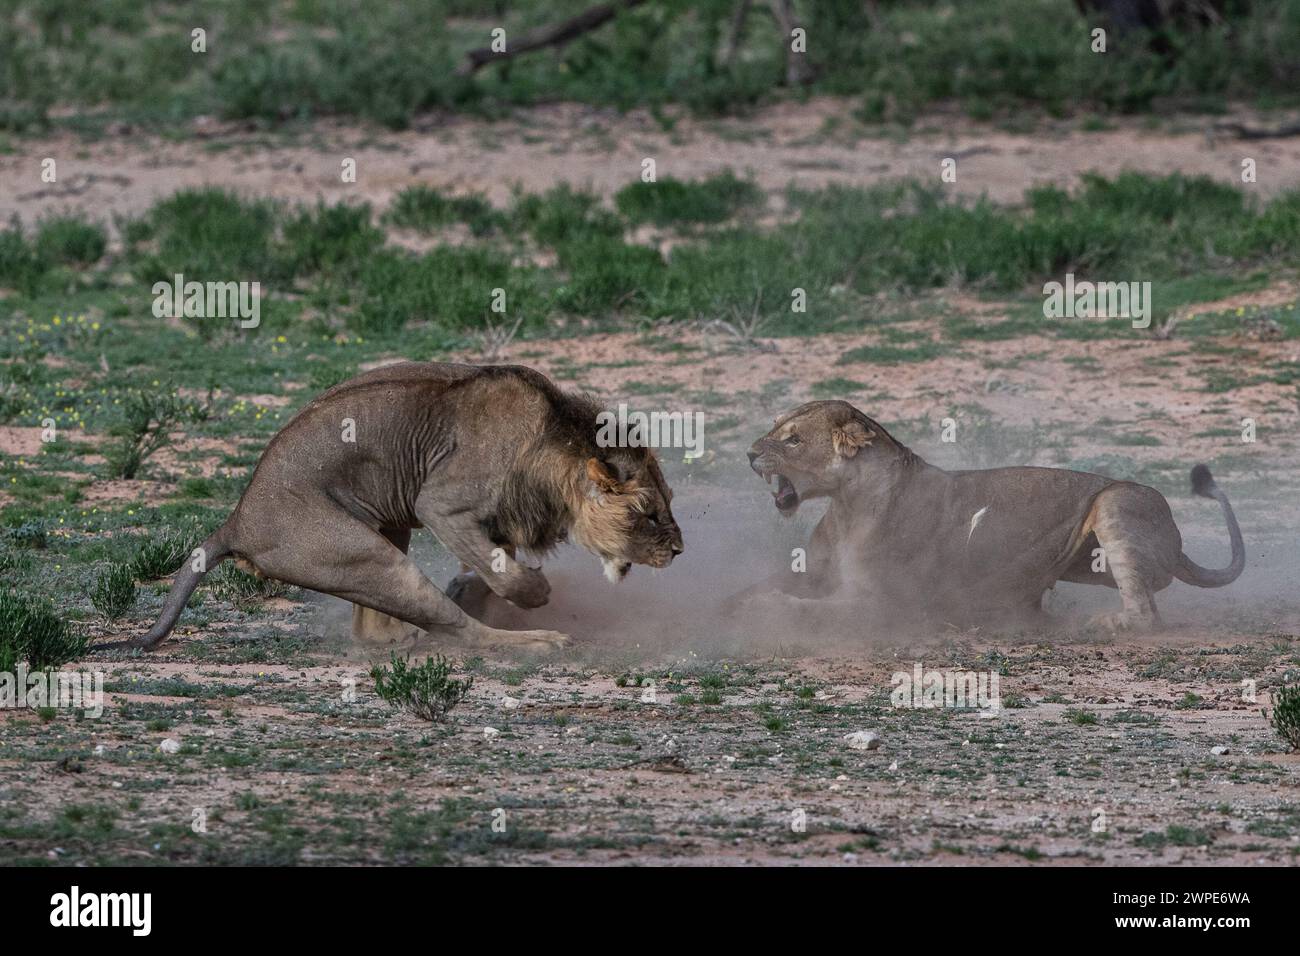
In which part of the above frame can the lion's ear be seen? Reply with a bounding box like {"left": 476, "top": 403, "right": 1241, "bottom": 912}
{"left": 585, "top": 457, "right": 623, "bottom": 493}
{"left": 832, "top": 420, "right": 874, "bottom": 458}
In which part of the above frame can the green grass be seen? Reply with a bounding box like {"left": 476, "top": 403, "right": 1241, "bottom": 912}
{"left": 0, "top": 590, "right": 85, "bottom": 671}
{"left": 614, "top": 173, "right": 763, "bottom": 227}
{"left": 838, "top": 341, "right": 945, "bottom": 365}
{"left": 91, "top": 562, "right": 137, "bottom": 621}
{"left": 1064, "top": 708, "right": 1099, "bottom": 726}
{"left": 810, "top": 377, "right": 869, "bottom": 399}
{"left": 384, "top": 186, "right": 501, "bottom": 236}
{"left": 34, "top": 217, "right": 107, "bottom": 267}
{"left": 9, "top": 172, "right": 1295, "bottom": 350}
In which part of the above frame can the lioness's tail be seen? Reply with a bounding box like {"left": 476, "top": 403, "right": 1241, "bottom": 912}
{"left": 134, "top": 525, "right": 233, "bottom": 650}
{"left": 1173, "top": 465, "right": 1245, "bottom": 588}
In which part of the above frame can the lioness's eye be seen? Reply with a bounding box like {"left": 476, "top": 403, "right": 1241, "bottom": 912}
{"left": 783, "top": 435, "right": 801, "bottom": 446}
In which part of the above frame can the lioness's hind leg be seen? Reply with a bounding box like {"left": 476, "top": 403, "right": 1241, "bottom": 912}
{"left": 1088, "top": 485, "right": 1179, "bottom": 630}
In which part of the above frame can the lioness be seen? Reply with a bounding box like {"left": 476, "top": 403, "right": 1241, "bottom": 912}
{"left": 739, "top": 401, "right": 1244, "bottom": 629}
{"left": 136, "top": 363, "right": 683, "bottom": 652}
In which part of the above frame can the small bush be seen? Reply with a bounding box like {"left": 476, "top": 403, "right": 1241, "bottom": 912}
{"left": 4, "top": 519, "right": 47, "bottom": 549}
{"left": 1269, "top": 682, "right": 1300, "bottom": 751}
{"left": 385, "top": 186, "right": 500, "bottom": 236}
{"left": 104, "top": 387, "right": 203, "bottom": 480}
{"left": 131, "top": 520, "right": 213, "bottom": 580}
{"left": 0, "top": 217, "right": 48, "bottom": 294}
{"left": 511, "top": 184, "right": 623, "bottom": 247}
{"left": 0, "top": 591, "right": 85, "bottom": 671}
{"left": 370, "top": 653, "right": 473, "bottom": 722}
{"left": 211, "top": 563, "right": 288, "bottom": 606}
{"left": 91, "top": 563, "right": 137, "bottom": 621}
{"left": 34, "top": 216, "right": 107, "bottom": 266}
{"left": 553, "top": 236, "right": 664, "bottom": 314}
{"left": 131, "top": 188, "right": 285, "bottom": 284}
{"left": 131, "top": 527, "right": 199, "bottom": 581}
{"left": 614, "top": 172, "right": 763, "bottom": 227}
{"left": 281, "top": 200, "right": 384, "bottom": 276}
{"left": 352, "top": 246, "right": 522, "bottom": 334}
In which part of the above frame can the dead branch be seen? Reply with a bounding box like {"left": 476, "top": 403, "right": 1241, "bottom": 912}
{"left": 1211, "top": 120, "right": 1300, "bottom": 140}
{"left": 724, "top": 0, "right": 755, "bottom": 69}
{"left": 456, "top": 0, "right": 648, "bottom": 77}
{"left": 766, "top": 0, "right": 816, "bottom": 86}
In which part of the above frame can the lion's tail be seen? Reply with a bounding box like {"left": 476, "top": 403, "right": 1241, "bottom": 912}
{"left": 1173, "top": 465, "right": 1245, "bottom": 589}
{"left": 135, "top": 524, "right": 234, "bottom": 650}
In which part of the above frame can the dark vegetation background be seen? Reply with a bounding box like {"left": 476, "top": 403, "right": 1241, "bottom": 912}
{"left": 1, "top": 0, "right": 1297, "bottom": 132}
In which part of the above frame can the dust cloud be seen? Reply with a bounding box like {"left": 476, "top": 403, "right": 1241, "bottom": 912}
{"left": 312, "top": 413, "right": 1296, "bottom": 659}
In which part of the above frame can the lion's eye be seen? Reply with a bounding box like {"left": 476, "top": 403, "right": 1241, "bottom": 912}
{"left": 783, "top": 435, "right": 801, "bottom": 447}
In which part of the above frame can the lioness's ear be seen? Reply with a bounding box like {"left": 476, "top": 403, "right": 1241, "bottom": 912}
{"left": 585, "top": 457, "right": 622, "bottom": 493}
{"left": 832, "top": 420, "right": 874, "bottom": 458}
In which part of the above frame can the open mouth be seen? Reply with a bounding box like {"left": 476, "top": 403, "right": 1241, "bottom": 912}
{"left": 770, "top": 473, "right": 799, "bottom": 513}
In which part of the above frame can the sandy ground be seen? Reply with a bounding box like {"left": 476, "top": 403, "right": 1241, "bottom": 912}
{"left": 5, "top": 99, "right": 1300, "bottom": 229}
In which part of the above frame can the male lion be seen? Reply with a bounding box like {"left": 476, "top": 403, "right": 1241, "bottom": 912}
{"left": 135, "top": 363, "right": 683, "bottom": 652}
{"left": 737, "top": 400, "right": 1244, "bottom": 630}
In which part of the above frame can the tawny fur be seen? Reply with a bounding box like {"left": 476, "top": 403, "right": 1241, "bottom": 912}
{"left": 735, "top": 400, "right": 1244, "bottom": 631}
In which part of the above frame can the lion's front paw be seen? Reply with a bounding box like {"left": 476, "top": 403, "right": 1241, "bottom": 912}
{"left": 512, "top": 629, "right": 570, "bottom": 652}
{"left": 1090, "top": 610, "right": 1151, "bottom": 632}
{"left": 447, "top": 571, "right": 492, "bottom": 617}
{"left": 505, "top": 567, "right": 551, "bottom": 609}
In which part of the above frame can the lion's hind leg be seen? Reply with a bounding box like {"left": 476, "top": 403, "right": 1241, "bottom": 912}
{"left": 1086, "top": 485, "right": 1180, "bottom": 631}
{"left": 351, "top": 528, "right": 420, "bottom": 647}
{"left": 254, "top": 509, "right": 567, "bottom": 652}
